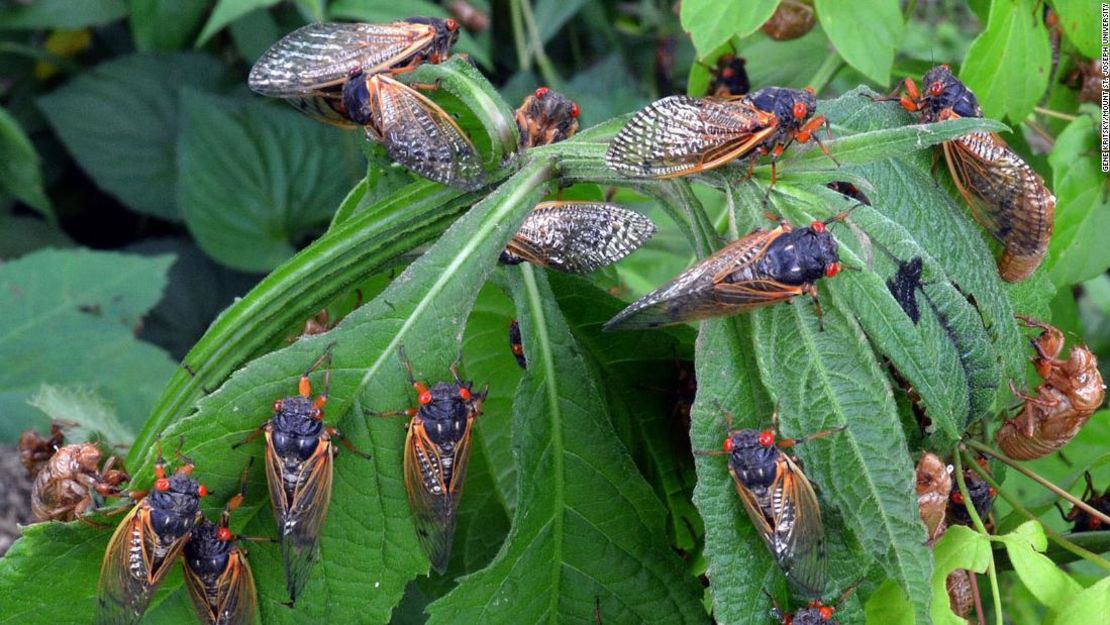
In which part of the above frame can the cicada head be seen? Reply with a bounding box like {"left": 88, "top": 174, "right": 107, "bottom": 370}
{"left": 747, "top": 86, "right": 816, "bottom": 134}
{"left": 724, "top": 428, "right": 781, "bottom": 490}
{"left": 759, "top": 222, "right": 840, "bottom": 286}
{"left": 185, "top": 518, "right": 235, "bottom": 577}
{"left": 404, "top": 16, "right": 460, "bottom": 61}
{"left": 148, "top": 472, "right": 206, "bottom": 542}
{"left": 918, "top": 65, "right": 981, "bottom": 122}
{"left": 270, "top": 395, "right": 326, "bottom": 463}
{"left": 418, "top": 381, "right": 481, "bottom": 447}
{"left": 787, "top": 600, "right": 838, "bottom": 625}
{"left": 515, "top": 87, "right": 580, "bottom": 148}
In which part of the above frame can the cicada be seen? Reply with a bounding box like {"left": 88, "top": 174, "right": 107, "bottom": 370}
{"left": 602, "top": 214, "right": 843, "bottom": 331}
{"left": 248, "top": 17, "right": 460, "bottom": 122}
{"left": 886, "top": 256, "right": 925, "bottom": 325}
{"left": 605, "top": 86, "right": 834, "bottom": 183}
{"left": 508, "top": 319, "right": 526, "bottom": 369}
{"left": 704, "top": 51, "right": 749, "bottom": 98}
{"left": 32, "top": 442, "right": 128, "bottom": 522}
{"left": 514, "top": 87, "right": 580, "bottom": 148}
{"left": 705, "top": 408, "right": 840, "bottom": 598}
{"left": 183, "top": 463, "right": 257, "bottom": 625}
{"left": 1058, "top": 472, "right": 1110, "bottom": 533}
{"left": 233, "top": 346, "right": 367, "bottom": 605}
{"left": 499, "top": 202, "right": 656, "bottom": 274}
{"left": 996, "top": 316, "right": 1105, "bottom": 460}
{"left": 376, "top": 348, "right": 487, "bottom": 573}
{"left": 947, "top": 468, "right": 994, "bottom": 529}
{"left": 915, "top": 452, "right": 951, "bottom": 545}
{"left": 825, "top": 181, "right": 870, "bottom": 206}
{"left": 888, "top": 65, "right": 1054, "bottom": 282}
{"left": 761, "top": 0, "right": 816, "bottom": 41}
{"left": 96, "top": 447, "right": 206, "bottom": 625}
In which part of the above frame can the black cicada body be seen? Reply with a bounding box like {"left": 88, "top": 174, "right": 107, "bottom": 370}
{"left": 514, "top": 87, "right": 580, "bottom": 148}
{"left": 1061, "top": 472, "right": 1110, "bottom": 533}
{"left": 508, "top": 319, "right": 526, "bottom": 369}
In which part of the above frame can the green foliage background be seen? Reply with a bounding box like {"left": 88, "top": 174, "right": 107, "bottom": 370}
{"left": 0, "top": 1, "right": 1106, "bottom": 624}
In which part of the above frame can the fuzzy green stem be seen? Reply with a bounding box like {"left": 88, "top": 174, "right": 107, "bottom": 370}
{"left": 953, "top": 452, "right": 1003, "bottom": 625}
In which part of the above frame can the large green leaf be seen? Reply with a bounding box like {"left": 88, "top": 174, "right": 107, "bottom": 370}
{"left": 0, "top": 105, "right": 52, "bottom": 219}
{"left": 960, "top": 0, "right": 1052, "bottom": 123}
{"left": 1045, "top": 113, "right": 1110, "bottom": 287}
{"left": 177, "top": 90, "right": 364, "bottom": 272}
{"left": 680, "top": 0, "right": 781, "bottom": 59}
{"left": 426, "top": 265, "right": 708, "bottom": 624}
{"left": 1050, "top": 0, "right": 1100, "bottom": 57}
{"left": 814, "top": 0, "right": 904, "bottom": 85}
{"left": 0, "top": 249, "right": 176, "bottom": 441}
{"left": 37, "top": 53, "right": 231, "bottom": 221}
{"left": 0, "top": 0, "right": 126, "bottom": 29}
{"left": 129, "top": 0, "right": 209, "bottom": 52}
{"left": 195, "top": 0, "right": 280, "bottom": 45}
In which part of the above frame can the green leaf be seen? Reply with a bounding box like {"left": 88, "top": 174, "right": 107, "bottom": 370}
{"left": 0, "top": 106, "right": 52, "bottom": 220}
{"left": 0, "top": 214, "right": 72, "bottom": 259}
{"left": 814, "top": 0, "right": 904, "bottom": 85}
{"left": 1047, "top": 576, "right": 1110, "bottom": 625}
{"left": 1046, "top": 113, "right": 1110, "bottom": 287}
{"left": 427, "top": 264, "right": 708, "bottom": 624}
{"left": 27, "top": 384, "right": 134, "bottom": 446}
{"left": 129, "top": 0, "right": 208, "bottom": 51}
{"left": 680, "top": 0, "right": 781, "bottom": 59}
{"left": 995, "top": 521, "right": 1082, "bottom": 612}
{"left": 37, "top": 53, "right": 231, "bottom": 221}
{"left": 533, "top": 0, "right": 590, "bottom": 43}
{"left": 0, "top": 248, "right": 177, "bottom": 441}
{"left": 1050, "top": 0, "right": 1100, "bottom": 57}
{"left": 960, "top": 0, "right": 1052, "bottom": 122}
{"left": 0, "top": 0, "right": 126, "bottom": 29}
{"left": 927, "top": 525, "right": 991, "bottom": 625}
{"left": 177, "top": 90, "right": 363, "bottom": 272}
{"left": 196, "top": 0, "right": 280, "bottom": 45}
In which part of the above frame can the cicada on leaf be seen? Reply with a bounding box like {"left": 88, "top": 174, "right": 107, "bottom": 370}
{"left": 96, "top": 447, "right": 206, "bottom": 625}
{"left": 233, "top": 346, "right": 367, "bottom": 605}
{"left": 183, "top": 464, "right": 257, "bottom": 625}
{"left": 703, "top": 408, "right": 841, "bottom": 598}
{"left": 888, "top": 65, "right": 1054, "bottom": 282}
{"left": 603, "top": 214, "right": 843, "bottom": 331}
{"left": 376, "top": 348, "right": 487, "bottom": 573}
{"left": 605, "top": 86, "right": 834, "bottom": 183}
{"left": 499, "top": 202, "right": 656, "bottom": 274}
{"left": 514, "top": 87, "right": 580, "bottom": 148}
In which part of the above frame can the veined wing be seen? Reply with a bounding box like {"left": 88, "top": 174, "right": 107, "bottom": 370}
{"left": 184, "top": 549, "right": 257, "bottom": 625}
{"left": 404, "top": 417, "right": 474, "bottom": 573}
{"left": 505, "top": 202, "right": 656, "bottom": 274}
{"left": 96, "top": 504, "right": 188, "bottom": 625}
{"left": 249, "top": 21, "right": 437, "bottom": 96}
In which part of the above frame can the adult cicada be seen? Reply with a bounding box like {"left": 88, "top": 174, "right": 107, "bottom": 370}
{"left": 886, "top": 65, "right": 1054, "bottom": 282}
{"left": 947, "top": 467, "right": 994, "bottom": 529}
{"left": 1058, "top": 472, "right": 1110, "bottom": 533}
{"left": 603, "top": 214, "right": 843, "bottom": 331}
{"left": 183, "top": 463, "right": 257, "bottom": 625}
{"left": 375, "top": 348, "right": 487, "bottom": 573}
{"left": 704, "top": 407, "right": 840, "bottom": 598}
{"left": 996, "top": 316, "right": 1105, "bottom": 460}
{"left": 605, "top": 86, "right": 834, "bottom": 183}
{"left": 233, "top": 346, "right": 368, "bottom": 605}
{"left": 499, "top": 202, "right": 656, "bottom": 274}
{"left": 96, "top": 446, "right": 206, "bottom": 625}
{"left": 704, "top": 51, "right": 749, "bottom": 98}
{"left": 514, "top": 87, "right": 580, "bottom": 148}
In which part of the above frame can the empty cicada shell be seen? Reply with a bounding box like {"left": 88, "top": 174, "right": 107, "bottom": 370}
{"left": 996, "top": 316, "right": 1105, "bottom": 460}
{"left": 889, "top": 65, "right": 1054, "bottom": 282}
{"left": 915, "top": 452, "right": 951, "bottom": 545}
{"left": 19, "top": 421, "right": 66, "bottom": 477}
{"left": 31, "top": 442, "right": 128, "bottom": 522}
{"left": 946, "top": 568, "right": 975, "bottom": 618}
{"left": 514, "top": 87, "right": 580, "bottom": 148}
{"left": 761, "top": 0, "right": 816, "bottom": 41}
{"left": 499, "top": 202, "right": 656, "bottom": 274}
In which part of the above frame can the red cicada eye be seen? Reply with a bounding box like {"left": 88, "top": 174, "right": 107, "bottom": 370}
{"left": 722, "top": 437, "right": 733, "bottom": 452}
{"left": 1092, "top": 518, "right": 1103, "bottom": 529}
{"left": 928, "top": 81, "right": 944, "bottom": 97}
{"left": 418, "top": 391, "right": 432, "bottom": 405}
{"left": 198, "top": 484, "right": 208, "bottom": 497}
{"left": 951, "top": 492, "right": 964, "bottom": 505}
{"left": 458, "top": 387, "right": 471, "bottom": 401}
{"left": 445, "top": 18, "right": 458, "bottom": 31}
{"left": 217, "top": 527, "right": 233, "bottom": 542}
{"left": 570, "top": 102, "right": 580, "bottom": 118}
{"left": 535, "top": 87, "right": 549, "bottom": 99}
{"left": 792, "top": 101, "right": 808, "bottom": 120}
{"left": 819, "top": 606, "right": 835, "bottom": 619}
{"left": 758, "top": 430, "right": 775, "bottom": 447}
{"left": 988, "top": 487, "right": 997, "bottom": 498}
{"left": 825, "top": 262, "right": 841, "bottom": 278}
{"left": 154, "top": 478, "right": 170, "bottom": 492}
{"left": 811, "top": 220, "right": 826, "bottom": 234}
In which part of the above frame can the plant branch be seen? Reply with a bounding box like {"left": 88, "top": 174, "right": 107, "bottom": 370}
{"left": 519, "top": 0, "right": 561, "bottom": 87}
{"left": 953, "top": 452, "right": 1003, "bottom": 625}
{"left": 510, "top": 0, "right": 531, "bottom": 72}
{"left": 1034, "top": 107, "right": 1078, "bottom": 122}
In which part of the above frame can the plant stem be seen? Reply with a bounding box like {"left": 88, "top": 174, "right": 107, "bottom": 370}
{"left": 1034, "top": 107, "right": 1078, "bottom": 122}
{"left": 808, "top": 53, "right": 842, "bottom": 94}
{"left": 519, "top": 0, "right": 561, "bottom": 87}
{"left": 510, "top": 0, "right": 531, "bottom": 72}
{"left": 961, "top": 451, "right": 1110, "bottom": 573}
{"left": 965, "top": 440, "right": 1110, "bottom": 527}
{"left": 953, "top": 453, "right": 1003, "bottom": 625}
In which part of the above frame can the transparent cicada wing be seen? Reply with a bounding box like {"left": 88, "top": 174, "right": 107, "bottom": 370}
{"left": 772, "top": 455, "right": 827, "bottom": 598}
{"left": 403, "top": 416, "right": 474, "bottom": 573}
{"left": 183, "top": 549, "right": 257, "bottom": 625}
{"left": 96, "top": 504, "right": 189, "bottom": 625}
{"left": 368, "top": 75, "right": 485, "bottom": 190}
{"left": 505, "top": 202, "right": 656, "bottom": 274}
{"left": 605, "top": 95, "right": 777, "bottom": 178}
{"left": 248, "top": 21, "right": 438, "bottom": 97}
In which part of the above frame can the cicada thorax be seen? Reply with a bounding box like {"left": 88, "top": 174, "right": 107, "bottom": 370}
{"left": 32, "top": 442, "right": 128, "bottom": 522}
{"left": 914, "top": 453, "right": 951, "bottom": 545}
{"left": 900, "top": 65, "right": 1054, "bottom": 282}
{"left": 946, "top": 468, "right": 994, "bottom": 529}
{"left": 97, "top": 463, "right": 205, "bottom": 625}
{"left": 1063, "top": 473, "right": 1110, "bottom": 533}
{"left": 996, "top": 317, "right": 1106, "bottom": 460}
{"left": 514, "top": 87, "right": 580, "bottom": 148}
{"left": 724, "top": 428, "right": 827, "bottom": 598}
{"left": 603, "top": 219, "right": 841, "bottom": 331}
{"left": 499, "top": 202, "right": 657, "bottom": 274}
{"left": 706, "top": 53, "right": 750, "bottom": 98}
{"left": 508, "top": 319, "right": 526, "bottom": 369}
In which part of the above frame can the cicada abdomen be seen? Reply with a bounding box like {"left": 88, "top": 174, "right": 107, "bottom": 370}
{"left": 514, "top": 87, "right": 580, "bottom": 148}
{"left": 499, "top": 202, "right": 656, "bottom": 274}
{"left": 1060, "top": 472, "right": 1110, "bottom": 533}
{"left": 996, "top": 317, "right": 1105, "bottom": 460}
{"left": 603, "top": 216, "right": 841, "bottom": 331}
{"left": 945, "top": 568, "right": 975, "bottom": 618}
{"left": 96, "top": 450, "right": 206, "bottom": 625}
{"left": 892, "top": 65, "right": 1054, "bottom": 282}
